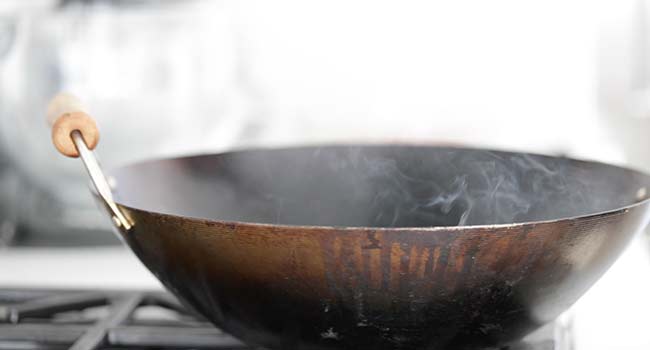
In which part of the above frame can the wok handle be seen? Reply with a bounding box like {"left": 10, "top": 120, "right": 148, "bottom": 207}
{"left": 47, "top": 93, "right": 133, "bottom": 231}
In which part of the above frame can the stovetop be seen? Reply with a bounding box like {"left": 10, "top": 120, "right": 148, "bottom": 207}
{"left": 0, "top": 289, "right": 569, "bottom": 350}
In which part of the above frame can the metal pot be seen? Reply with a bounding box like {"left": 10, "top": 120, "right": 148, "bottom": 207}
{"left": 0, "top": 0, "right": 251, "bottom": 243}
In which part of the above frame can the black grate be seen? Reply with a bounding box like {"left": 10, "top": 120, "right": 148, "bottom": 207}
{"left": 0, "top": 289, "right": 248, "bottom": 350}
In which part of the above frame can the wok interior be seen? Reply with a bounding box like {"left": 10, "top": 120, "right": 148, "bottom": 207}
{"left": 111, "top": 145, "right": 650, "bottom": 227}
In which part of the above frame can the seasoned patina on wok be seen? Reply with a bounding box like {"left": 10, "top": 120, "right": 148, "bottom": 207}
{"left": 48, "top": 95, "right": 650, "bottom": 350}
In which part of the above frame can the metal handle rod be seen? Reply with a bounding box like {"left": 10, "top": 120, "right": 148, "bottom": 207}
{"left": 71, "top": 130, "right": 132, "bottom": 231}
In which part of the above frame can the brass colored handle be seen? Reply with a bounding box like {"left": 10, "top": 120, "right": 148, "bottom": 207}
{"left": 47, "top": 93, "right": 99, "bottom": 158}
{"left": 46, "top": 93, "right": 132, "bottom": 231}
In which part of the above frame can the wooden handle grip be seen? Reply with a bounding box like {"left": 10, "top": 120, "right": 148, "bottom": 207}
{"left": 46, "top": 93, "right": 99, "bottom": 158}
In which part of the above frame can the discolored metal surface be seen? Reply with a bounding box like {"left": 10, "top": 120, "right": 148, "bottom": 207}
{"left": 108, "top": 145, "right": 650, "bottom": 349}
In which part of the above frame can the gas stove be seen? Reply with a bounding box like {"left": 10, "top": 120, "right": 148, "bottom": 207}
{"left": 0, "top": 288, "right": 570, "bottom": 350}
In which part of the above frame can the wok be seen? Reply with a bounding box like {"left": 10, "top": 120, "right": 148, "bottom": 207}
{"left": 48, "top": 94, "right": 650, "bottom": 349}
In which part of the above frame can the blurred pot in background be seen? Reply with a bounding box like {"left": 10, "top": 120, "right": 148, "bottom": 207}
{"left": 0, "top": 0, "right": 260, "bottom": 245}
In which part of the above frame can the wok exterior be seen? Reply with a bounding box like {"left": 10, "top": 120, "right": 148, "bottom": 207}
{"left": 117, "top": 202, "right": 650, "bottom": 350}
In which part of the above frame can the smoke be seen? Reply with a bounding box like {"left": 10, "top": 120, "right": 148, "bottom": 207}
{"left": 423, "top": 175, "right": 474, "bottom": 226}
{"left": 119, "top": 145, "right": 644, "bottom": 227}
{"left": 323, "top": 146, "right": 623, "bottom": 227}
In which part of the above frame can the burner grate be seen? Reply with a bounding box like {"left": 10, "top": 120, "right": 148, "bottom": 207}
{"left": 0, "top": 289, "right": 248, "bottom": 350}
{"left": 0, "top": 289, "right": 564, "bottom": 350}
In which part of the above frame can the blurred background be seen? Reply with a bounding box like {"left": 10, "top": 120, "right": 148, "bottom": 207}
{"left": 1, "top": 0, "right": 650, "bottom": 349}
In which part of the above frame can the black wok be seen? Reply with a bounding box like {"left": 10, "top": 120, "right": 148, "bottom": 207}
{"left": 48, "top": 95, "right": 650, "bottom": 349}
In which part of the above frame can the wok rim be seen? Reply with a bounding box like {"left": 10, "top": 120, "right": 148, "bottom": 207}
{"left": 109, "top": 143, "right": 650, "bottom": 232}
{"left": 116, "top": 201, "right": 640, "bottom": 233}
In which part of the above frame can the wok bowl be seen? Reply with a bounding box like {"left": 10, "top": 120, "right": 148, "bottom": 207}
{"left": 103, "top": 145, "right": 650, "bottom": 350}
